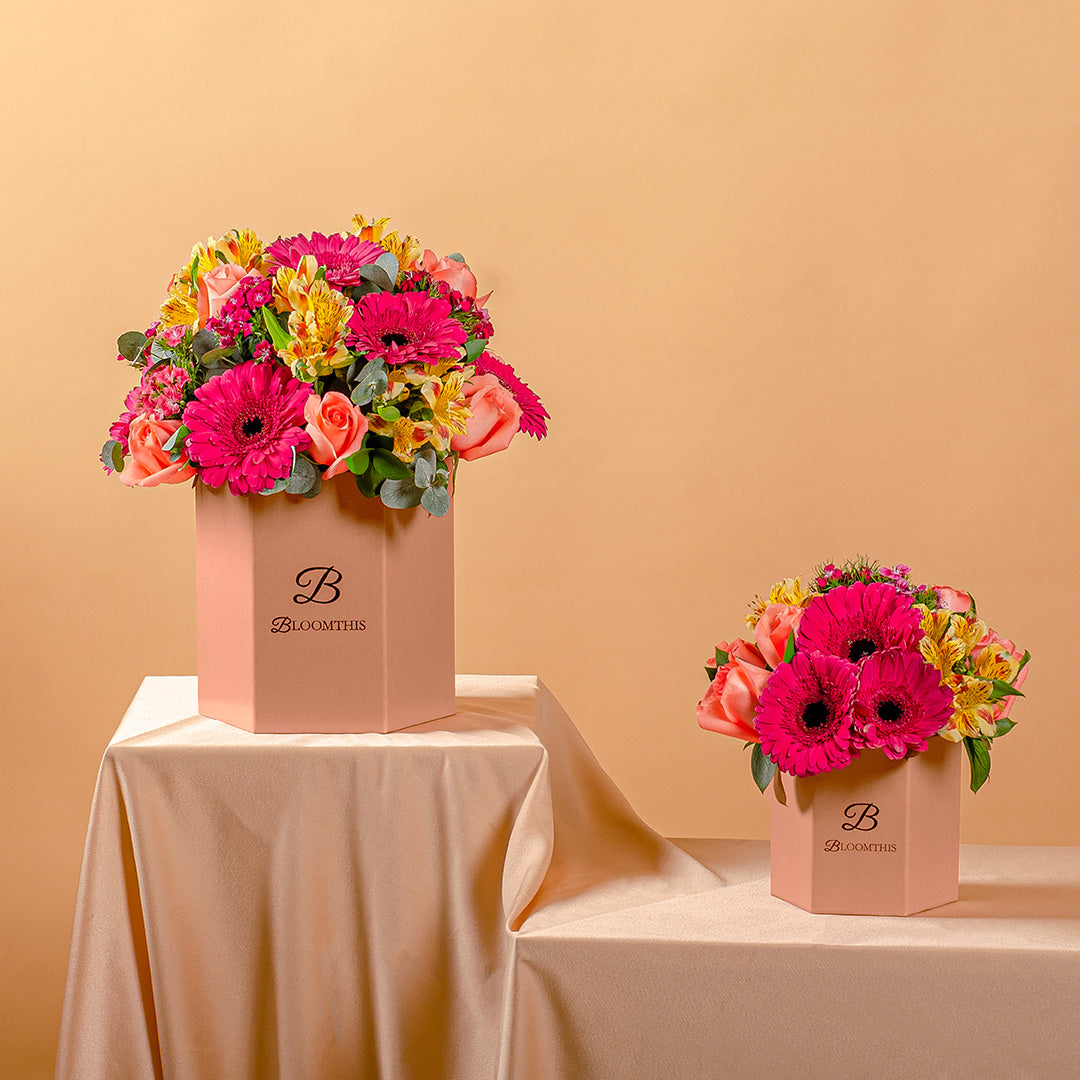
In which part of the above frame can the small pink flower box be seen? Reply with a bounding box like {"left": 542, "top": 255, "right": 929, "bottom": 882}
{"left": 769, "top": 738, "right": 961, "bottom": 916}
{"left": 195, "top": 476, "right": 455, "bottom": 734}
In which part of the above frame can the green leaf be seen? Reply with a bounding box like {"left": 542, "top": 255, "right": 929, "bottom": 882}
{"left": 371, "top": 449, "right": 411, "bottom": 480}
{"left": 715, "top": 647, "right": 729, "bottom": 667}
{"left": 161, "top": 424, "right": 189, "bottom": 454}
{"left": 215, "top": 249, "right": 229, "bottom": 264}
{"left": 463, "top": 337, "right": 487, "bottom": 362}
{"left": 149, "top": 341, "right": 177, "bottom": 366}
{"left": 285, "top": 455, "right": 320, "bottom": 496}
{"left": 355, "top": 469, "right": 379, "bottom": 499}
{"left": 380, "top": 478, "right": 422, "bottom": 509}
{"left": 376, "top": 404, "right": 401, "bottom": 422}
{"left": 117, "top": 331, "right": 147, "bottom": 362}
{"left": 964, "top": 736, "right": 992, "bottom": 793}
{"left": 350, "top": 282, "right": 382, "bottom": 301}
{"left": 994, "top": 718, "right": 1016, "bottom": 738}
{"left": 413, "top": 448, "right": 436, "bottom": 489}
{"left": 259, "top": 306, "right": 292, "bottom": 351}
{"left": 1017, "top": 649, "right": 1031, "bottom": 675}
{"left": 751, "top": 745, "right": 777, "bottom": 793}
{"left": 191, "top": 328, "right": 220, "bottom": 359}
{"left": 446, "top": 252, "right": 465, "bottom": 263}
{"left": 100, "top": 439, "right": 124, "bottom": 473}
{"left": 420, "top": 484, "right": 451, "bottom": 517}
{"left": 989, "top": 679, "right": 1025, "bottom": 703}
{"left": 189, "top": 253, "right": 200, "bottom": 287}
{"left": 782, "top": 630, "right": 797, "bottom": 664}
{"left": 346, "top": 448, "right": 370, "bottom": 475}
{"left": 260, "top": 476, "right": 290, "bottom": 496}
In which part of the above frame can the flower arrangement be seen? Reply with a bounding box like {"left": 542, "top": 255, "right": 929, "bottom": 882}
{"left": 697, "top": 560, "right": 1029, "bottom": 792}
{"left": 102, "top": 214, "right": 548, "bottom": 515}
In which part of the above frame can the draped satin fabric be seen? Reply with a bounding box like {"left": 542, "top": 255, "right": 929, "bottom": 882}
{"left": 55, "top": 675, "right": 720, "bottom": 1079}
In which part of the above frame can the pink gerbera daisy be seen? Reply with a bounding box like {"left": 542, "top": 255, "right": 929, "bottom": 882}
{"left": 795, "top": 582, "right": 921, "bottom": 666}
{"left": 854, "top": 649, "right": 954, "bottom": 760}
{"left": 183, "top": 360, "right": 313, "bottom": 495}
{"left": 756, "top": 651, "right": 860, "bottom": 776}
{"left": 347, "top": 292, "right": 467, "bottom": 366}
{"left": 264, "top": 232, "right": 385, "bottom": 289}
{"left": 473, "top": 351, "right": 549, "bottom": 439}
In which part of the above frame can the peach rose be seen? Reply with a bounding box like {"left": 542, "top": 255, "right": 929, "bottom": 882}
{"left": 119, "top": 415, "right": 196, "bottom": 488}
{"left": 420, "top": 249, "right": 478, "bottom": 299}
{"left": 450, "top": 373, "right": 522, "bottom": 461}
{"left": 934, "top": 586, "right": 973, "bottom": 613}
{"left": 303, "top": 392, "right": 369, "bottom": 479}
{"left": 196, "top": 262, "right": 252, "bottom": 327}
{"left": 697, "top": 639, "right": 770, "bottom": 742}
{"left": 754, "top": 603, "right": 804, "bottom": 668}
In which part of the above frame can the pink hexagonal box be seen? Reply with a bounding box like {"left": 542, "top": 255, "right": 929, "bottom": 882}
{"left": 195, "top": 476, "right": 456, "bottom": 734}
{"left": 769, "top": 738, "right": 962, "bottom": 916}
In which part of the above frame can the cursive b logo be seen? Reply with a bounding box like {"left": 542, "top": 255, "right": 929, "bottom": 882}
{"left": 842, "top": 803, "right": 880, "bottom": 832}
{"left": 293, "top": 566, "right": 342, "bottom": 605}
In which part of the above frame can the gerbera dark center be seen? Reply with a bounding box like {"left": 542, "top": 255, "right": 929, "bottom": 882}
{"left": 876, "top": 699, "right": 904, "bottom": 723}
{"left": 848, "top": 637, "right": 876, "bottom": 663}
{"left": 801, "top": 699, "right": 830, "bottom": 730}
{"left": 382, "top": 332, "right": 408, "bottom": 347}
{"left": 241, "top": 416, "right": 264, "bottom": 437}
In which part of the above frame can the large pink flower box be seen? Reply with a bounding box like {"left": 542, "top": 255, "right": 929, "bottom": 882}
{"left": 769, "top": 738, "right": 961, "bottom": 916}
{"left": 195, "top": 476, "right": 455, "bottom": 734}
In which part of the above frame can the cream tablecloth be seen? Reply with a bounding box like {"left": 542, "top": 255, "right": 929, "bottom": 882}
{"left": 55, "top": 675, "right": 718, "bottom": 1079}
{"left": 57, "top": 677, "right": 1080, "bottom": 1079}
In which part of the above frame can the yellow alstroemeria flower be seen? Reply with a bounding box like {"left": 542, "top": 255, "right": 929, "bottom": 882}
{"left": 282, "top": 276, "right": 354, "bottom": 381}
{"left": 273, "top": 255, "right": 318, "bottom": 314}
{"left": 348, "top": 214, "right": 421, "bottom": 274}
{"left": 216, "top": 227, "right": 265, "bottom": 274}
{"left": 938, "top": 675, "right": 996, "bottom": 741}
{"left": 422, "top": 370, "right": 471, "bottom": 449}
{"left": 745, "top": 577, "right": 816, "bottom": 629}
{"left": 367, "top": 414, "right": 434, "bottom": 463}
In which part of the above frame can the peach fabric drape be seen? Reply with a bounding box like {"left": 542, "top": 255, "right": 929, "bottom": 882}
{"left": 57, "top": 677, "right": 1080, "bottom": 1079}
{"left": 55, "top": 675, "right": 719, "bottom": 1079}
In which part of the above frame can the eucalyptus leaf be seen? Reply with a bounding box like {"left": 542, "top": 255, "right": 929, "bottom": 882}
{"left": 100, "top": 439, "right": 124, "bottom": 472}
{"left": 380, "top": 478, "right": 422, "bottom": 510}
{"left": 357, "top": 263, "right": 394, "bottom": 291}
{"left": 413, "top": 448, "right": 436, "bottom": 489}
{"left": 149, "top": 341, "right": 177, "bottom": 365}
{"left": 350, "top": 282, "right": 382, "bottom": 300}
{"left": 374, "top": 251, "right": 399, "bottom": 281}
{"left": 346, "top": 448, "right": 370, "bottom": 475}
{"left": 260, "top": 476, "right": 290, "bottom": 496}
{"left": 963, "top": 736, "right": 992, "bottom": 793}
{"left": 751, "top": 745, "right": 777, "bottom": 793}
{"left": 464, "top": 337, "right": 487, "bottom": 362}
{"left": 299, "top": 472, "right": 322, "bottom": 499}
{"left": 191, "top": 328, "right": 220, "bottom": 359}
{"left": 117, "top": 331, "right": 147, "bottom": 362}
{"left": 199, "top": 346, "right": 234, "bottom": 367}
{"left": 350, "top": 357, "right": 388, "bottom": 405}
{"left": 371, "top": 449, "right": 411, "bottom": 480}
{"left": 285, "top": 455, "right": 320, "bottom": 496}
{"left": 446, "top": 252, "right": 465, "bottom": 263}
{"left": 420, "top": 484, "right": 451, "bottom": 517}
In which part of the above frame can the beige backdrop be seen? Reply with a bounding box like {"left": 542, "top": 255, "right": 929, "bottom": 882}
{"left": 3, "top": 0, "right": 1079, "bottom": 1074}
